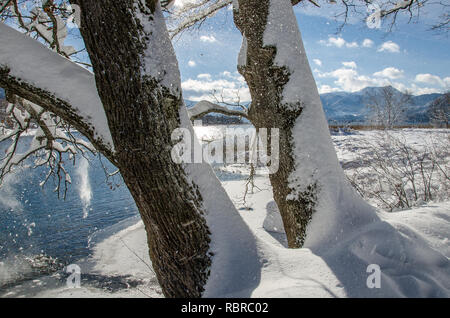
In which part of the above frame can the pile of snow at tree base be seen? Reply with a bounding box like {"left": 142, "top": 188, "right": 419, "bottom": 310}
{"left": 1, "top": 179, "right": 449, "bottom": 298}
{"left": 1, "top": 128, "right": 449, "bottom": 298}
{"left": 261, "top": 0, "right": 378, "bottom": 253}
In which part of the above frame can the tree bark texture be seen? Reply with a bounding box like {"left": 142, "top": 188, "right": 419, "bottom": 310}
{"left": 234, "top": 0, "right": 317, "bottom": 248}
{"left": 72, "top": 0, "right": 212, "bottom": 297}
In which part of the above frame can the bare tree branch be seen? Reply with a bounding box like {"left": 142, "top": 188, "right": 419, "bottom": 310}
{"left": 168, "top": 0, "right": 307, "bottom": 39}
{"left": 1, "top": 92, "right": 97, "bottom": 198}
{"left": 188, "top": 100, "right": 248, "bottom": 120}
{"left": 0, "top": 23, "right": 115, "bottom": 164}
{"left": 1, "top": 0, "right": 78, "bottom": 57}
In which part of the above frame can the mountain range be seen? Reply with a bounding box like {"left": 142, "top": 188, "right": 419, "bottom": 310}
{"left": 186, "top": 86, "right": 442, "bottom": 124}
{"left": 0, "top": 86, "right": 443, "bottom": 124}
{"left": 320, "top": 86, "right": 442, "bottom": 124}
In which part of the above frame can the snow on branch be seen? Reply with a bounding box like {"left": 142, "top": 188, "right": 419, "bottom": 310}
{"left": 1, "top": 0, "right": 80, "bottom": 59}
{"left": 188, "top": 100, "right": 248, "bottom": 120}
{"left": 0, "top": 96, "right": 96, "bottom": 199}
{"left": 337, "top": 0, "right": 446, "bottom": 32}
{"left": 167, "top": 0, "right": 304, "bottom": 39}
{"left": 168, "top": 0, "right": 231, "bottom": 39}
{"left": 0, "top": 23, "right": 115, "bottom": 161}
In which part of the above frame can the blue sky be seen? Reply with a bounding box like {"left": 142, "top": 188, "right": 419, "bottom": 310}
{"left": 170, "top": 2, "right": 450, "bottom": 103}
{"left": 57, "top": 1, "right": 449, "bottom": 103}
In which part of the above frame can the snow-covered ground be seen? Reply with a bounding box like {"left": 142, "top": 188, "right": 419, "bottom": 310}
{"left": 1, "top": 128, "right": 449, "bottom": 298}
{"left": 335, "top": 129, "right": 450, "bottom": 211}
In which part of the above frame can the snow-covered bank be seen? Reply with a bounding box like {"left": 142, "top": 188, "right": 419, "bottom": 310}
{"left": 224, "top": 177, "right": 450, "bottom": 297}
{"left": 1, "top": 176, "right": 448, "bottom": 298}
{"left": 1, "top": 220, "right": 162, "bottom": 298}
{"left": 1, "top": 128, "right": 448, "bottom": 298}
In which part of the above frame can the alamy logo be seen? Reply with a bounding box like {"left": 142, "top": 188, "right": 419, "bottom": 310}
{"left": 366, "top": 264, "right": 381, "bottom": 288}
{"left": 65, "top": 4, "right": 81, "bottom": 29}
{"left": 171, "top": 121, "right": 280, "bottom": 174}
{"left": 66, "top": 264, "right": 81, "bottom": 288}
{"left": 366, "top": 2, "right": 381, "bottom": 29}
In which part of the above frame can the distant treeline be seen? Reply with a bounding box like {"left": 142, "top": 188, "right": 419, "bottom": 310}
{"left": 199, "top": 114, "right": 246, "bottom": 125}
{"left": 329, "top": 124, "right": 446, "bottom": 131}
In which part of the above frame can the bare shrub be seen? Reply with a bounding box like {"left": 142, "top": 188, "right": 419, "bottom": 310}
{"left": 347, "top": 131, "right": 450, "bottom": 211}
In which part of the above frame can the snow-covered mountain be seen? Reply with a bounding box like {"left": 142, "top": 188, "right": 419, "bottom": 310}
{"left": 321, "top": 86, "right": 442, "bottom": 124}
{"left": 0, "top": 87, "right": 442, "bottom": 125}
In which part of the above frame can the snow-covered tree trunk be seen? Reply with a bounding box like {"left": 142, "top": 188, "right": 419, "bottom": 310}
{"left": 69, "top": 0, "right": 259, "bottom": 297}
{"left": 234, "top": 0, "right": 375, "bottom": 249}
{"left": 1, "top": 0, "right": 259, "bottom": 298}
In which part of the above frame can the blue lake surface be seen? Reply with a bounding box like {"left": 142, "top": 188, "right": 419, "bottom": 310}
{"left": 0, "top": 141, "right": 139, "bottom": 266}
{"left": 0, "top": 131, "right": 249, "bottom": 286}
{"left": 0, "top": 147, "right": 242, "bottom": 253}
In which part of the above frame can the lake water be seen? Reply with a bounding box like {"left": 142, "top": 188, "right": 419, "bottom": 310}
{"left": 0, "top": 130, "right": 251, "bottom": 286}
{"left": 0, "top": 149, "right": 139, "bottom": 266}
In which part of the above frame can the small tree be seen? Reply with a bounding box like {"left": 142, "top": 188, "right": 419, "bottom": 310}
{"left": 365, "top": 86, "right": 412, "bottom": 129}
{"left": 428, "top": 92, "right": 450, "bottom": 128}
{"left": 347, "top": 131, "right": 450, "bottom": 211}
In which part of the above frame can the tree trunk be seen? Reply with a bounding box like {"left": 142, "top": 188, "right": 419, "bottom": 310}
{"left": 68, "top": 0, "right": 260, "bottom": 298}
{"left": 234, "top": 0, "right": 374, "bottom": 249}
{"left": 73, "top": 0, "right": 212, "bottom": 297}
{"left": 52, "top": 0, "right": 210, "bottom": 297}
{"left": 1, "top": 1, "right": 260, "bottom": 297}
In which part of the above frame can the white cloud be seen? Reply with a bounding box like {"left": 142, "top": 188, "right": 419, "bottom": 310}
{"left": 182, "top": 72, "right": 250, "bottom": 102}
{"left": 182, "top": 79, "right": 235, "bottom": 92}
{"left": 362, "top": 38, "right": 374, "bottom": 48}
{"left": 222, "top": 71, "right": 242, "bottom": 79}
{"left": 445, "top": 77, "right": 450, "bottom": 87}
{"left": 197, "top": 73, "right": 212, "bottom": 80}
{"left": 316, "top": 67, "right": 390, "bottom": 92}
{"left": 323, "top": 37, "right": 346, "bottom": 48}
{"left": 396, "top": 83, "right": 442, "bottom": 95}
{"left": 373, "top": 67, "right": 404, "bottom": 80}
{"left": 188, "top": 60, "right": 196, "bottom": 67}
{"left": 408, "top": 85, "right": 442, "bottom": 95}
{"left": 342, "top": 61, "right": 357, "bottom": 69}
{"left": 389, "top": 81, "right": 444, "bottom": 95}
{"left": 200, "top": 35, "right": 217, "bottom": 43}
{"left": 173, "top": 0, "right": 199, "bottom": 9}
{"left": 319, "top": 36, "right": 359, "bottom": 48}
{"left": 313, "top": 59, "right": 322, "bottom": 67}
{"left": 315, "top": 65, "right": 448, "bottom": 95}
{"left": 377, "top": 41, "right": 400, "bottom": 53}
{"left": 415, "top": 73, "right": 449, "bottom": 87}
{"left": 221, "top": 71, "right": 246, "bottom": 84}
{"left": 318, "top": 85, "right": 340, "bottom": 94}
